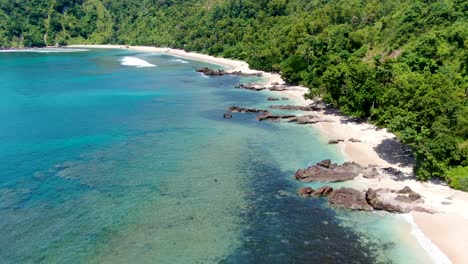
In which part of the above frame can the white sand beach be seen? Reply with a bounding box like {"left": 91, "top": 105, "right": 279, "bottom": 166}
{"left": 69, "top": 44, "right": 468, "bottom": 263}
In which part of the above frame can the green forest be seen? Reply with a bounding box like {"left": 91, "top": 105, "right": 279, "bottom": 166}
{"left": 1, "top": 0, "right": 467, "bottom": 190}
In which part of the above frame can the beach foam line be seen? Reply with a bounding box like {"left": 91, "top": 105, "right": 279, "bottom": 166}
{"left": 400, "top": 214, "right": 452, "bottom": 264}
{"left": 120, "top": 56, "right": 156, "bottom": 67}
{"left": 171, "top": 58, "right": 189, "bottom": 64}
{"left": 0, "top": 48, "right": 89, "bottom": 53}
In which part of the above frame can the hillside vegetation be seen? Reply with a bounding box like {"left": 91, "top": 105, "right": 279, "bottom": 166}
{"left": 1, "top": 0, "right": 467, "bottom": 189}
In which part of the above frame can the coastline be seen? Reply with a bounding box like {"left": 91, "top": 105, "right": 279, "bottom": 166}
{"left": 69, "top": 44, "right": 468, "bottom": 263}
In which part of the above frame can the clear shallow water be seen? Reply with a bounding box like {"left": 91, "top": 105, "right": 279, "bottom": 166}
{"left": 0, "top": 49, "right": 432, "bottom": 263}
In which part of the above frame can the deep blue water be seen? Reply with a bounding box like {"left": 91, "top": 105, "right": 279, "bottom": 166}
{"left": 0, "top": 49, "right": 432, "bottom": 263}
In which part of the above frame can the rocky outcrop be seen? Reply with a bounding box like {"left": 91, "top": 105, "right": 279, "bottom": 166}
{"left": 196, "top": 68, "right": 262, "bottom": 77}
{"left": 227, "top": 106, "right": 269, "bottom": 114}
{"left": 297, "top": 187, "right": 314, "bottom": 197}
{"left": 235, "top": 84, "right": 266, "bottom": 91}
{"left": 268, "top": 85, "right": 288, "bottom": 91}
{"left": 256, "top": 112, "right": 296, "bottom": 121}
{"left": 299, "top": 185, "right": 429, "bottom": 213}
{"left": 348, "top": 138, "right": 362, "bottom": 143}
{"left": 196, "top": 67, "right": 226, "bottom": 76}
{"left": 328, "top": 139, "right": 344, "bottom": 144}
{"left": 365, "top": 186, "right": 425, "bottom": 213}
{"left": 328, "top": 187, "right": 373, "bottom": 211}
{"left": 294, "top": 160, "right": 364, "bottom": 182}
{"left": 312, "top": 186, "right": 334, "bottom": 197}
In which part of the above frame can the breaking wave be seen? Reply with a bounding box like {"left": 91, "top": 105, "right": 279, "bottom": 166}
{"left": 120, "top": 56, "right": 156, "bottom": 67}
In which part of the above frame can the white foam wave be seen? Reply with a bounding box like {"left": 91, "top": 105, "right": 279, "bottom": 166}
{"left": 120, "top": 56, "right": 156, "bottom": 67}
{"left": 400, "top": 214, "right": 452, "bottom": 264}
{"left": 171, "top": 58, "right": 189, "bottom": 64}
{"left": 0, "top": 48, "right": 89, "bottom": 53}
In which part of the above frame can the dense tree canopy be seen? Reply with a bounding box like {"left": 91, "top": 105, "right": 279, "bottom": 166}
{"left": 1, "top": 0, "right": 467, "bottom": 189}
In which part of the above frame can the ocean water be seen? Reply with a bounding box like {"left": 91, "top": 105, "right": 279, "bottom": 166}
{"left": 0, "top": 49, "right": 435, "bottom": 263}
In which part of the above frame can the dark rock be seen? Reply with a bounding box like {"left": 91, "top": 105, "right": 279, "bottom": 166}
{"left": 235, "top": 84, "right": 265, "bottom": 91}
{"left": 297, "top": 187, "right": 314, "bottom": 197}
{"left": 329, "top": 187, "right": 373, "bottom": 211}
{"left": 268, "top": 86, "right": 288, "bottom": 91}
{"left": 227, "top": 106, "right": 268, "bottom": 114}
{"left": 312, "top": 186, "right": 334, "bottom": 197}
{"left": 223, "top": 113, "right": 232, "bottom": 118}
{"left": 281, "top": 97, "right": 290, "bottom": 100}
{"left": 196, "top": 67, "right": 225, "bottom": 76}
{"left": 295, "top": 160, "right": 363, "bottom": 182}
{"left": 256, "top": 112, "right": 296, "bottom": 121}
{"left": 328, "top": 139, "right": 344, "bottom": 144}
{"left": 382, "top": 167, "right": 406, "bottom": 178}
{"left": 267, "top": 97, "right": 280, "bottom": 101}
{"left": 348, "top": 138, "right": 362, "bottom": 143}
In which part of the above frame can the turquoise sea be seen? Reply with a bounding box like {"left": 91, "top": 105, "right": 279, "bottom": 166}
{"left": 0, "top": 48, "right": 435, "bottom": 263}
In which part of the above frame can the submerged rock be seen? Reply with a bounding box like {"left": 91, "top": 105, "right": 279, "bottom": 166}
{"left": 328, "top": 187, "right": 373, "bottom": 211}
{"left": 223, "top": 113, "right": 232, "bottom": 118}
{"left": 294, "top": 160, "right": 363, "bottom": 182}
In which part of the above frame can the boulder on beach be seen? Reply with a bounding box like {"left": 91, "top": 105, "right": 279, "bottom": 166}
{"left": 328, "top": 187, "right": 373, "bottom": 211}
{"left": 365, "top": 186, "right": 425, "bottom": 213}
{"left": 303, "top": 184, "right": 430, "bottom": 214}
{"left": 294, "top": 160, "right": 364, "bottom": 182}
{"left": 328, "top": 139, "right": 344, "bottom": 144}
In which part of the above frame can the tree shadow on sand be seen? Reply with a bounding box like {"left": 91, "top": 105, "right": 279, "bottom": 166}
{"left": 373, "top": 138, "right": 415, "bottom": 181}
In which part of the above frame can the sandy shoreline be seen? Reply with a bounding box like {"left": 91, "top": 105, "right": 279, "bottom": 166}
{"left": 69, "top": 44, "right": 468, "bottom": 263}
